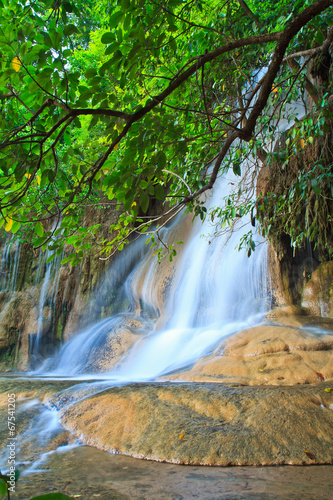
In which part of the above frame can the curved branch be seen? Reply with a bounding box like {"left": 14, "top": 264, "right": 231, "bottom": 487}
{"left": 240, "top": 0, "right": 333, "bottom": 139}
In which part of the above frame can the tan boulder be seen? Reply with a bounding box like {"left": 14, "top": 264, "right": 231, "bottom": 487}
{"left": 163, "top": 320, "right": 333, "bottom": 385}
{"left": 55, "top": 381, "right": 333, "bottom": 466}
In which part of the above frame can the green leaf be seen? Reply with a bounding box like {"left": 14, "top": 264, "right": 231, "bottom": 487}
{"left": 67, "top": 235, "right": 78, "bottom": 245}
{"left": 311, "top": 178, "right": 321, "bottom": 195}
{"left": 109, "top": 11, "right": 124, "bottom": 29}
{"left": 85, "top": 68, "right": 97, "bottom": 79}
{"left": 140, "top": 193, "right": 150, "bottom": 213}
{"left": 63, "top": 2, "right": 73, "bottom": 12}
{"left": 0, "top": 477, "right": 7, "bottom": 499}
{"left": 35, "top": 221, "right": 44, "bottom": 237}
{"left": 157, "top": 151, "right": 166, "bottom": 169}
{"left": 105, "top": 43, "right": 119, "bottom": 56}
{"left": 101, "top": 32, "right": 115, "bottom": 44}
{"left": 64, "top": 24, "right": 79, "bottom": 36}
{"left": 46, "top": 253, "right": 56, "bottom": 264}
{"left": 155, "top": 184, "right": 164, "bottom": 200}
{"left": 233, "top": 160, "right": 241, "bottom": 176}
{"left": 11, "top": 220, "right": 21, "bottom": 234}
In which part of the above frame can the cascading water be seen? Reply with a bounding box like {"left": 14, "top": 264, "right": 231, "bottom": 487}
{"left": 0, "top": 238, "right": 11, "bottom": 292}
{"left": 0, "top": 237, "right": 22, "bottom": 293}
{"left": 9, "top": 241, "right": 22, "bottom": 293}
{"left": 37, "top": 235, "right": 155, "bottom": 375}
{"left": 38, "top": 170, "right": 271, "bottom": 381}
{"left": 32, "top": 247, "right": 65, "bottom": 363}
{"left": 113, "top": 173, "right": 271, "bottom": 381}
{"left": 14, "top": 169, "right": 271, "bottom": 478}
{"left": 35, "top": 252, "right": 53, "bottom": 353}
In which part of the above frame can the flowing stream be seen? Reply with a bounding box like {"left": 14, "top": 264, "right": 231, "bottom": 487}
{"left": 0, "top": 170, "right": 274, "bottom": 484}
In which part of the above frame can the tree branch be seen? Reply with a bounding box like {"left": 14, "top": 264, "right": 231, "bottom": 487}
{"left": 283, "top": 26, "right": 333, "bottom": 62}
{"left": 238, "top": 0, "right": 261, "bottom": 28}
{"left": 241, "top": 0, "right": 333, "bottom": 139}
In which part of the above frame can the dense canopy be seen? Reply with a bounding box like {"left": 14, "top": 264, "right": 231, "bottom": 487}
{"left": 0, "top": 0, "right": 333, "bottom": 263}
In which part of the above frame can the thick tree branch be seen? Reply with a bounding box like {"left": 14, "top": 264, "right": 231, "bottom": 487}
{"left": 182, "top": 0, "right": 333, "bottom": 203}
{"left": 238, "top": 0, "right": 261, "bottom": 28}
{"left": 1, "top": 0, "right": 332, "bottom": 227}
{"left": 132, "top": 32, "right": 281, "bottom": 123}
{"left": 283, "top": 26, "right": 333, "bottom": 62}
{"left": 241, "top": 0, "right": 333, "bottom": 139}
{"left": 70, "top": 0, "right": 333, "bottom": 214}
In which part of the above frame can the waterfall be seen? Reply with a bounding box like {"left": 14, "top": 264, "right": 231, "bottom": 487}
{"left": 33, "top": 248, "right": 64, "bottom": 361}
{"left": 0, "top": 238, "right": 11, "bottom": 292}
{"left": 9, "top": 241, "right": 21, "bottom": 293}
{"left": 38, "top": 171, "right": 271, "bottom": 380}
{"left": 35, "top": 252, "right": 52, "bottom": 351}
{"left": 114, "top": 174, "right": 270, "bottom": 381}
{"left": 0, "top": 237, "right": 22, "bottom": 293}
{"left": 30, "top": 76, "right": 312, "bottom": 380}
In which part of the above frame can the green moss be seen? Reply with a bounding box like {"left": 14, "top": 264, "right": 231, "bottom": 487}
{"left": 57, "top": 317, "right": 63, "bottom": 340}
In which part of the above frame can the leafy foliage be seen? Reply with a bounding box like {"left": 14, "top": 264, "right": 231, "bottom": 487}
{"left": 0, "top": 0, "right": 333, "bottom": 263}
{"left": 256, "top": 97, "right": 333, "bottom": 260}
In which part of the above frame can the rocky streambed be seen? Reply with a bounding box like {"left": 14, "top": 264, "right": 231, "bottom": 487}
{"left": 0, "top": 375, "right": 333, "bottom": 469}
{"left": 0, "top": 312, "right": 333, "bottom": 498}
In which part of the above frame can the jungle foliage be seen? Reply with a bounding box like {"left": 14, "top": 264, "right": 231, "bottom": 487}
{"left": 0, "top": 0, "right": 333, "bottom": 263}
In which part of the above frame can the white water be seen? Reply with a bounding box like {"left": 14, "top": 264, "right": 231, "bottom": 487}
{"left": 114, "top": 174, "right": 270, "bottom": 381}
{"left": 38, "top": 171, "right": 271, "bottom": 380}
{"left": 0, "top": 237, "right": 21, "bottom": 293}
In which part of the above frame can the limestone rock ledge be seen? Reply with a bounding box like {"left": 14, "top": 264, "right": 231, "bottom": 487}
{"left": 53, "top": 381, "right": 333, "bottom": 466}
{"left": 162, "top": 318, "right": 333, "bottom": 386}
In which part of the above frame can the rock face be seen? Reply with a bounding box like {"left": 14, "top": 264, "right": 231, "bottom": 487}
{"left": 53, "top": 381, "right": 333, "bottom": 466}
{"left": 302, "top": 261, "right": 333, "bottom": 317}
{"left": 256, "top": 122, "right": 333, "bottom": 311}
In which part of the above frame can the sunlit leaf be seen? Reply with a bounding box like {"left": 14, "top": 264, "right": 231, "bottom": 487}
{"left": 12, "top": 56, "right": 21, "bottom": 72}
{"left": 35, "top": 221, "right": 44, "bottom": 237}
{"left": 4, "top": 218, "right": 13, "bottom": 232}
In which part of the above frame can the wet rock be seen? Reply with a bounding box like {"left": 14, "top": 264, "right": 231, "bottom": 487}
{"left": 77, "top": 316, "right": 151, "bottom": 374}
{"left": 163, "top": 319, "right": 333, "bottom": 385}
{"left": 55, "top": 381, "right": 333, "bottom": 466}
